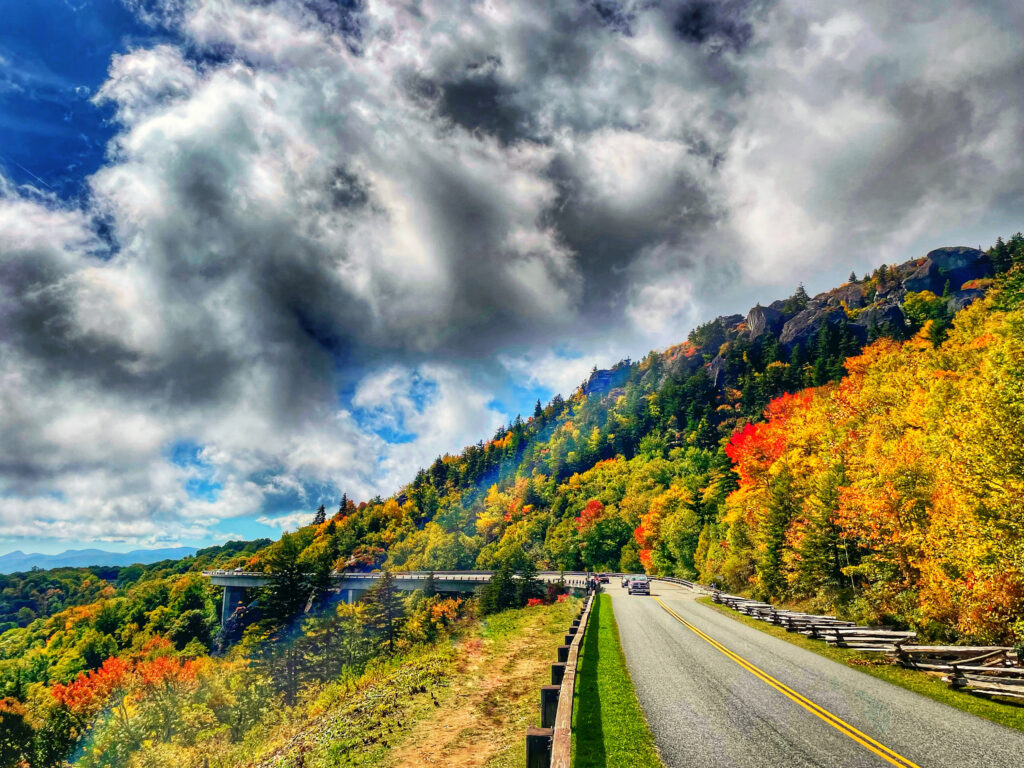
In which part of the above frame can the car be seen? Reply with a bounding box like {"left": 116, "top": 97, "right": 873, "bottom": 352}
{"left": 621, "top": 576, "right": 631, "bottom": 588}
{"left": 598, "top": 573, "right": 610, "bottom": 583}
{"left": 627, "top": 576, "right": 650, "bottom": 595}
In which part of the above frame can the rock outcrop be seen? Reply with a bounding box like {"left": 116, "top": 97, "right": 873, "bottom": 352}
{"left": 946, "top": 288, "right": 985, "bottom": 313}
{"left": 746, "top": 305, "right": 785, "bottom": 339}
{"left": 926, "top": 247, "right": 990, "bottom": 290}
{"left": 854, "top": 302, "right": 906, "bottom": 334}
{"left": 778, "top": 305, "right": 846, "bottom": 351}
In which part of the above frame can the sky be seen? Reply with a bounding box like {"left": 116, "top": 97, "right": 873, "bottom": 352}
{"left": 1, "top": 0, "right": 1023, "bottom": 555}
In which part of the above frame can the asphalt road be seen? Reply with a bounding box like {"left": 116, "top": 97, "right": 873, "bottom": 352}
{"left": 609, "top": 580, "right": 1024, "bottom": 768}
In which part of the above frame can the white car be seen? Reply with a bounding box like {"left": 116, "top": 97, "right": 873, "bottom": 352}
{"left": 627, "top": 576, "right": 650, "bottom": 595}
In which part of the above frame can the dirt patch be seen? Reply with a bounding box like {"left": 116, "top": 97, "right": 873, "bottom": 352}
{"left": 386, "top": 616, "right": 553, "bottom": 768}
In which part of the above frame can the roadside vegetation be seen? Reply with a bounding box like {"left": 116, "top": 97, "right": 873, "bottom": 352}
{"left": 700, "top": 597, "right": 1024, "bottom": 736}
{"left": 572, "top": 594, "right": 662, "bottom": 768}
{"left": 205, "top": 596, "right": 578, "bottom": 768}
{"left": 0, "top": 536, "right": 561, "bottom": 767}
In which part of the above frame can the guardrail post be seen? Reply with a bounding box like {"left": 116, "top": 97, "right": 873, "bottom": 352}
{"left": 526, "top": 726, "right": 553, "bottom": 768}
{"left": 563, "top": 632, "right": 575, "bottom": 645}
{"left": 551, "top": 662, "right": 566, "bottom": 685}
{"left": 556, "top": 645, "right": 570, "bottom": 663}
{"left": 540, "top": 685, "right": 560, "bottom": 727}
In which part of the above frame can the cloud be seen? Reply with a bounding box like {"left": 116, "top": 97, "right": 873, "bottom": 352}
{"left": 256, "top": 511, "right": 316, "bottom": 532}
{"left": 2, "top": 0, "right": 1024, "bottom": 548}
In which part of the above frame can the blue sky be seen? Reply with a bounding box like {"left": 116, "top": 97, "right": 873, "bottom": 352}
{"left": 0, "top": 0, "right": 164, "bottom": 196}
{"left": 1, "top": 0, "right": 1023, "bottom": 555}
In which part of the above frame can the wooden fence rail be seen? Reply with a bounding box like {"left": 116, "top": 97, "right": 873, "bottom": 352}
{"left": 709, "top": 588, "right": 1022, "bottom": 699}
{"left": 526, "top": 589, "right": 596, "bottom": 768}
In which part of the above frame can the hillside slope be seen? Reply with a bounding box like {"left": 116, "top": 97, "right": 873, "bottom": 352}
{"left": 260, "top": 236, "right": 1023, "bottom": 642}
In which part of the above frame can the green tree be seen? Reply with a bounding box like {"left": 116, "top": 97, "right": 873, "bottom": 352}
{"left": 513, "top": 553, "right": 543, "bottom": 605}
{"left": 756, "top": 468, "right": 800, "bottom": 601}
{"left": 422, "top": 571, "right": 439, "bottom": 598}
{"left": 168, "top": 609, "right": 213, "bottom": 651}
{"left": 364, "top": 571, "right": 405, "bottom": 655}
{"left": 77, "top": 628, "right": 117, "bottom": 671}
{"left": 0, "top": 697, "right": 33, "bottom": 768}
{"left": 313, "top": 504, "right": 327, "bottom": 525}
{"left": 479, "top": 561, "right": 517, "bottom": 615}
{"left": 259, "top": 532, "right": 313, "bottom": 629}
{"left": 783, "top": 283, "right": 809, "bottom": 314}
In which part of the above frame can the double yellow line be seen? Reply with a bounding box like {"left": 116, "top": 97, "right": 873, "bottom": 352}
{"left": 654, "top": 597, "right": 921, "bottom": 768}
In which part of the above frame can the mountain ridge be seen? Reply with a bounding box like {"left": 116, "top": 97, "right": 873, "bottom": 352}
{"left": 0, "top": 546, "right": 199, "bottom": 573}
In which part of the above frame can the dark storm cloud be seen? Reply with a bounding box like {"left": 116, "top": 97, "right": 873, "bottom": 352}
{"left": 436, "top": 71, "right": 526, "bottom": 146}
{"left": 672, "top": 0, "right": 760, "bottom": 52}
{"left": 3, "top": 0, "right": 1024, "bottom": 545}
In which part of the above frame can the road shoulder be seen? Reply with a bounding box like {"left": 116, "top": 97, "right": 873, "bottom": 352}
{"left": 572, "top": 592, "right": 664, "bottom": 768}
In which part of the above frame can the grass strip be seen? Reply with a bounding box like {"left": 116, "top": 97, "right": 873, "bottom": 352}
{"left": 698, "top": 596, "right": 1024, "bottom": 735}
{"left": 572, "top": 593, "right": 664, "bottom": 768}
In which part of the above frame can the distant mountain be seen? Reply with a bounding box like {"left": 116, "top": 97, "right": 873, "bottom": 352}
{"left": 0, "top": 547, "right": 199, "bottom": 573}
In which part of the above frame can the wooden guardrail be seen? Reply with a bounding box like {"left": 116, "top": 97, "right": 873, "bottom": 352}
{"left": 710, "top": 590, "right": 1023, "bottom": 700}
{"left": 526, "top": 590, "right": 596, "bottom": 768}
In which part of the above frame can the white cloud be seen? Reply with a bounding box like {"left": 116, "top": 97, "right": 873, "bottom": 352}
{"left": 256, "top": 511, "right": 316, "bottom": 532}
{"left": 3, "top": 0, "right": 1024, "bottom": 548}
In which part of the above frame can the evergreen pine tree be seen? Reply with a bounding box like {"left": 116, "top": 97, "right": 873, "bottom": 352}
{"left": 783, "top": 283, "right": 809, "bottom": 314}
{"left": 259, "top": 532, "right": 313, "bottom": 630}
{"left": 514, "top": 553, "right": 543, "bottom": 605}
{"left": 365, "top": 570, "right": 405, "bottom": 654}
{"left": 309, "top": 546, "right": 335, "bottom": 609}
{"left": 313, "top": 504, "right": 327, "bottom": 525}
{"left": 480, "top": 561, "right": 517, "bottom": 614}
{"left": 422, "top": 571, "right": 438, "bottom": 598}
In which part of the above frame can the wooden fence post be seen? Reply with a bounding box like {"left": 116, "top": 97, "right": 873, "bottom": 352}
{"left": 551, "top": 662, "right": 566, "bottom": 685}
{"left": 540, "top": 685, "right": 560, "bottom": 727}
{"left": 526, "top": 725, "right": 553, "bottom": 768}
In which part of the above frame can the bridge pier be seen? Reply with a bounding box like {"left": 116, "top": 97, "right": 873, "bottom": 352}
{"left": 221, "top": 584, "right": 248, "bottom": 625}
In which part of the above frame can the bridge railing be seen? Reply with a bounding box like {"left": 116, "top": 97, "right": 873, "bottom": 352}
{"left": 202, "top": 573, "right": 598, "bottom": 589}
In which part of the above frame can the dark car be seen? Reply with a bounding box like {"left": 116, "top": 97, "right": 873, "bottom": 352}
{"left": 627, "top": 576, "right": 650, "bottom": 595}
{"left": 598, "top": 573, "right": 610, "bottom": 583}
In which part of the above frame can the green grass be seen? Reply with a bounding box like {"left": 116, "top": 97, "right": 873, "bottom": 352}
{"left": 572, "top": 594, "right": 664, "bottom": 768}
{"left": 698, "top": 596, "right": 1024, "bottom": 735}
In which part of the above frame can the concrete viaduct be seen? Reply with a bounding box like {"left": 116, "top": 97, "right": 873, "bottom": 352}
{"left": 203, "top": 569, "right": 594, "bottom": 625}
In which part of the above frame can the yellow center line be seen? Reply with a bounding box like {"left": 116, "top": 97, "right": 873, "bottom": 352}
{"left": 653, "top": 596, "right": 922, "bottom": 768}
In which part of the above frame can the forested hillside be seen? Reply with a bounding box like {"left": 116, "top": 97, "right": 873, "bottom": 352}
{"left": 256, "top": 238, "right": 1024, "bottom": 641}
{"left": 1, "top": 236, "right": 1022, "bottom": 766}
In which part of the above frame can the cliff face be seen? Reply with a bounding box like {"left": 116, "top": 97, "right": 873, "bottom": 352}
{"left": 695, "top": 246, "right": 990, "bottom": 383}
{"left": 583, "top": 246, "right": 994, "bottom": 399}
